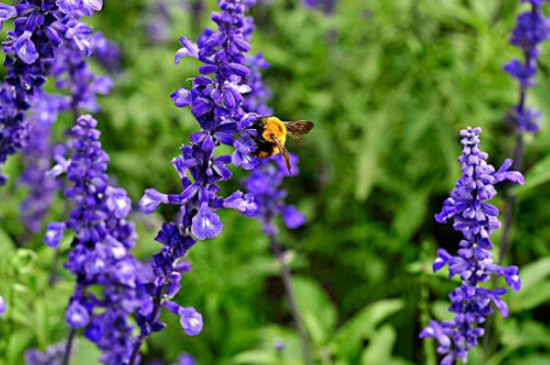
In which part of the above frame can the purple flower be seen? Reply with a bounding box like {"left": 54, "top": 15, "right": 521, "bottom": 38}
{"left": 66, "top": 300, "right": 90, "bottom": 329}
{"left": 191, "top": 203, "right": 223, "bottom": 239}
{"left": 244, "top": 154, "right": 305, "bottom": 234}
{"left": 25, "top": 341, "right": 68, "bottom": 365}
{"left": 144, "top": 0, "right": 189, "bottom": 45}
{"left": 178, "top": 307, "right": 204, "bottom": 336}
{"left": 49, "top": 33, "right": 115, "bottom": 114}
{"left": 20, "top": 94, "right": 66, "bottom": 233}
{"left": 302, "top": 0, "right": 338, "bottom": 14}
{"left": 174, "top": 37, "right": 199, "bottom": 63}
{"left": 44, "top": 222, "right": 66, "bottom": 248}
{"left": 174, "top": 354, "right": 195, "bottom": 365}
{"left": 0, "top": 294, "right": 6, "bottom": 317}
{"left": 420, "top": 127, "right": 524, "bottom": 364}
{"left": 90, "top": 32, "right": 121, "bottom": 73}
{"left": 46, "top": 115, "right": 143, "bottom": 364}
{"left": 0, "top": 0, "right": 103, "bottom": 184}
{"left": 504, "top": 1, "right": 550, "bottom": 132}
{"left": 19, "top": 30, "right": 118, "bottom": 236}
{"left": 0, "top": 4, "right": 16, "bottom": 30}
{"left": 133, "top": 0, "right": 263, "bottom": 358}
{"left": 57, "top": 0, "right": 103, "bottom": 16}
{"left": 243, "top": 53, "right": 273, "bottom": 116}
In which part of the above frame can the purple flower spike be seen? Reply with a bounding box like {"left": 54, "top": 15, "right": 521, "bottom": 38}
{"left": 20, "top": 94, "right": 65, "bottom": 233}
{"left": 0, "top": 0, "right": 104, "bottom": 184}
{"left": 420, "top": 128, "right": 524, "bottom": 364}
{"left": 244, "top": 154, "right": 306, "bottom": 233}
{"left": 504, "top": 1, "right": 550, "bottom": 132}
{"left": 133, "top": 0, "right": 265, "bottom": 358}
{"left": 47, "top": 115, "right": 145, "bottom": 364}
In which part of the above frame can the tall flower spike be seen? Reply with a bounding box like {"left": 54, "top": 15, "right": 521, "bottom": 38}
{"left": 20, "top": 31, "right": 118, "bottom": 234}
{"left": 0, "top": 0, "right": 103, "bottom": 184}
{"left": 504, "top": 0, "right": 550, "bottom": 132}
{"left": 132, "top": 0, "right": 261, "bottom": 362}
{"left": 20, "top": 94, "right": 66, "bottom": 233}
{"left": 44, "top": 115, "right": 143, "bottom": 365}
{"left": 420, "top": 127, "right": 524, "bottom": 365}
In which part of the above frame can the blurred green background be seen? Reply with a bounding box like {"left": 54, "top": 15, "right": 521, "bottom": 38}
{"left": 2, "top": 0, "right": 550, "bottom": 364}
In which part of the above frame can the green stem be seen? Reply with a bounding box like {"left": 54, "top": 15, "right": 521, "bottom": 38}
{"left": 268, "top": 230, "right": 314, "bottom": 365}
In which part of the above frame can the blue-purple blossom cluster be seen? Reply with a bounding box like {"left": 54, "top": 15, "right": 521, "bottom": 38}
{"left": 504, "top": 0, "right": 550, "bottom": 132}
{"left": 44, "top": 115, "right": 143, "bottom": 365}
{"left": 243, "top": 53, "right": 272, "bottom": 116}
{"left": 420, "top": 128, "right": 524, "bottom": 364}
{"left": 50, "top": 33, "right": 115, "bottom": 113}
{"left": 135, "top": 0, "right": 264, "bottom": 355}
{"left": 19, "top": 31, "right": 118, "bottom": 233}
{"left": 302, "top": 0, "right": 337, "bottom": 14}
{"left": 20, "top": 93, "right": 65, "bottom": 233}
{"left": 0, "top": 0, "right": 103, "bottom": 184}
{"left": 244, "top": 154, "right": 305, "bottom": 234}
{"left": 24, "top": 341, "right": 67, "bottom": 365}
{"left": 145, "top": 0, "right": 187, "bottom": 45}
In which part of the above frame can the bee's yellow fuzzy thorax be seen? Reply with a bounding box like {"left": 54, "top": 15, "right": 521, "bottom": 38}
{"left": 262, "top": 117, "right": 287, "bottom": 146}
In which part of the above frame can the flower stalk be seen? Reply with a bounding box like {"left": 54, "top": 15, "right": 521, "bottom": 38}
{"left": 499, "top": 0, "right": 550, "bottom": 264}
{"left": 268, "top": 228, "right": 314, "bottom": 365}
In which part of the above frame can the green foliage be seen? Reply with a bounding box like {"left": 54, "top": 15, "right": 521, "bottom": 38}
{"left": 1, "top": 0, "right": 550, "bottom": 364}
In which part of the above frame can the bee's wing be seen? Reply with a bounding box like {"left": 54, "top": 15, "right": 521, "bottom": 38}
{"left": 271, "top": 134, "right": 291, "bottom": 173}
{"left": 284, "top": 120, "right": 314, "bottom": 139}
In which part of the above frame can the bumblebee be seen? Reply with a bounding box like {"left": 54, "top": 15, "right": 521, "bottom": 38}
{"left": 251, "top": 116, "right": 314, "bottom": 172}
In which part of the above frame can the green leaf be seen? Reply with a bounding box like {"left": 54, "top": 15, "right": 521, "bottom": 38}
{"left": 230, "top": 351, "right": 283, "bottom": 365}
{"left": 330, "top": 299, "right": 404, "bottom": 358}
{"left": 517, "top": 257, "right": 550, "bottom": 292}
{"left": 6, "top": 330, "right": 33, "bottom": 365}
{"left": 510, "top": 280, "right": 550, "bottom": 312}
{"left": 71, "top": 338, "right": 102, "bottom": 365}
{"left": 508, "top": 258, "right": 550, "bottom": 312}
{"left": 0, "top": 227, "right": 15, "bottom": 255}
{"left": 507, "top": 355, "right": 550, "bottom": 365}
{"left": 291, "top": 276, "right": 337, "bottom": 345}
{"left": 514, "top": 153, "right": 550, "bottom": 197}
{"left": 360, "top": 325, "right": 396, "bottom": 365}
{"left": 354, "top": 112, "right": 389, "bottom": 201}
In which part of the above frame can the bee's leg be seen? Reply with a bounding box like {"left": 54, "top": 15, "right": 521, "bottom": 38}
{"left": 270, "top": 134, "right": 291, "bottom": 173}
